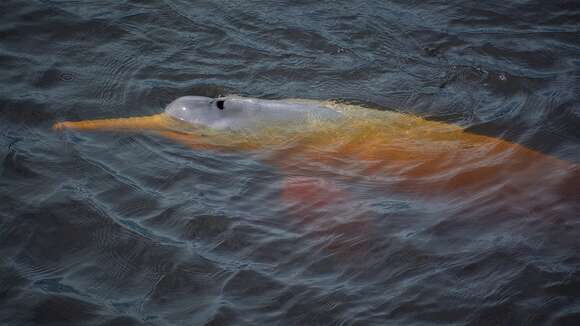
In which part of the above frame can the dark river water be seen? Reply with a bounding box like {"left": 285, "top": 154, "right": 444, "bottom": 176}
{"left": 2, "top": 1, "right": 580, "bottom": 325}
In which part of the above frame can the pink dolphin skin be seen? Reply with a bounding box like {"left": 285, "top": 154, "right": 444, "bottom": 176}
{"left": 54, "top": 96, "right": 578, "bottom": 221}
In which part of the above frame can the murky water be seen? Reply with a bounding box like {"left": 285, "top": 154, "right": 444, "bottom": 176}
{"left": 1, "top": 1, "right": 580, "bottom": 325}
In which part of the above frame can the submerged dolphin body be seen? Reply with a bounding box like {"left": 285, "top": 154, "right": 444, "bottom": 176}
{"left": 54, "top": 96, "right": 577, "bottom": 213}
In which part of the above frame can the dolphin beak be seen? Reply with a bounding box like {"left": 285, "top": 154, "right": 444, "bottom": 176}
{"left": 52, "top": 114, "right": 170, "bottom": 132}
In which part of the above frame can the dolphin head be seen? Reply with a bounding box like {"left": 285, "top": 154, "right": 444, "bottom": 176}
{"left": 164, "top": 96, "right": 261, "bottom": 130}
{"left": 164, "top": 96, "right": 220, "bottom": 127}
{"left": 165, "top": 96, "right": 343, "bottom": 131}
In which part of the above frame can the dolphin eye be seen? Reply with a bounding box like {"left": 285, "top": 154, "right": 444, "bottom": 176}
{"left": 216, "top": 100, "right": 225, "bottom": 110}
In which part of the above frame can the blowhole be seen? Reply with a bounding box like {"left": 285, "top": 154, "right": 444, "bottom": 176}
{"left": 216, "top": 100, "right": 225, "bottom": 110}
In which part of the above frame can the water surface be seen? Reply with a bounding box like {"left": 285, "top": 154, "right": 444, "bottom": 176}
{"left": 1, "top": 0, "right": 580, "bottom": 325}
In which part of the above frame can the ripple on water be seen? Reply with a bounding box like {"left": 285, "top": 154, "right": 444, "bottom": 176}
{"left": 2, "top": 0, "right": 580, "bottom": 325}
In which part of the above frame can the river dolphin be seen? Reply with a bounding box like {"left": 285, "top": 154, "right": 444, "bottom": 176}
{"left": 53, "top": 96, "right": 577, "bottom": 213}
